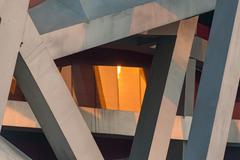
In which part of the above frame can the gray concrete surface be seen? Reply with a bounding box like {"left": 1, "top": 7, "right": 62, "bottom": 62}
{"left": 129, "top": 17, "right": 198, "bottom": 160}
{"left": 185, "top": 0, "right": 240, "bottom": 159}
{"left": 16, "top": 16, "right": 103, "bottom": 160}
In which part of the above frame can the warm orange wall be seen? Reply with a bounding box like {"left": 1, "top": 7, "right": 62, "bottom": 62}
{"left": 60, "top": 65, "right": 146, "bottom": 112}
{"left": 95, "top": 66, "right": 146, "bottom": 112}
{"left": 95, "top": 66, "right": 119, "bottom": 109}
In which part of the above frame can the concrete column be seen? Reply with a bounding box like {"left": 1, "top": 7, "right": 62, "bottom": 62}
{"left": 185, "top": 0, "right": 240, "bottom": 160}
{"left": 184, "top": 58, "right": 196, "bottom": 116}
{"left": 130, "top": 17, "right": 198, "bottom": 160}
{"left": 16, "top": 16, "right": 103, "bottom": 160}
{"left": 182, "top": 58, "right": 196, "bottom": 160}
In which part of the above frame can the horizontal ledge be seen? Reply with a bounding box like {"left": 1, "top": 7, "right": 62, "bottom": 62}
{"left": 4, "top": 100, "right": 240, "bottom": 143}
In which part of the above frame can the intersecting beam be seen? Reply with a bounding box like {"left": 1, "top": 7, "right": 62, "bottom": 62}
{"left": 0, "top": 0, "right": 29, "bottom": 128}
{"left": 0, "top": 136, "right": 31, "bottom": 160}
{"left": 4, "top": 101, "right": 240, "bottom": 144}
{"left": 185, "top": 0, "right": 240, "bottom": 160}
{"left": 129, "top": 17, "right": 198, "bottom": 160}
{"left": 0, "top": 1, "right": 31, "bottom": 159}
{"left": 30, "top": 0, "right": 216, "bottom": 34}
{"left": 39, "top": 1, "right": 216, "bottom": 59}
{"left": 15, "top": 16, "right": 103, "bottom": 160}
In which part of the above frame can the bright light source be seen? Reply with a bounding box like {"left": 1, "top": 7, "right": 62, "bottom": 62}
{"left": 117, "top": 66, "right": 122, "bottom": 79}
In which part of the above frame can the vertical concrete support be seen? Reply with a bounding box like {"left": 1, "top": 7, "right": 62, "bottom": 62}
{"left": 130, "top": 17, "right": 198, "bottom": 160}
{"left": 182, "top": 58, "right": 196, "bottom": 160}
{"left": 185, "top": 1, "right": 240, "bottom": 160}
{"left": 16, "top": 16, "right": 103, "bottom": 160}
{"left": 0, "top": 0, "right": 29, "bottom": 127}
{"left": 184, "top": 58, "right": 196, "bottom": 117}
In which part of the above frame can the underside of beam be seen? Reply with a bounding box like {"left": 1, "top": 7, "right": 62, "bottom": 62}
{"left": 30, "top": 0, "right": 216, "bottom": 34}
{"left": 185, "top": 0, "right": 240, "bottom": 160}
{"left": 40, "top": 0, "right": 215, "bottom": 59}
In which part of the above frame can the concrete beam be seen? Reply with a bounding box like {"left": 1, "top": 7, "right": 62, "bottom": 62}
{"left": 184, "top": 58, "right": 196, "bottom": 116}
{"left": 16, "top": 16, "right": 103, "bottom": 160}
{"left": 185, "top": 0, "right": 240, "bottom": 160}
{"left": 191, "top": 37, "right": 208, "bottom": 62}
{"left": 30, "top": 0, "right": 216, "bottom": 34}
{"left": 0, "top": 0, "right": 29, "bottom": 128}
{"left": 0, "top": 136, "right": 31, "bottom": 160}
{"left": 4, "top": 101, "right": 240, "bottom": 144}
{"left": 0, "top": 1, "right": 31, "bottom": 159}
{"left": 129, "top": 17, "right": 198, "bottom": 160}
{"left": 39, "top": 0, "right": 216, "bottom": 59}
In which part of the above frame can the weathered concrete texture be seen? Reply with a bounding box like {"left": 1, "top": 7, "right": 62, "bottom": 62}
{"left": 129, "top": 17, "right": 198, "bottom": 160}
{"left": 40, "top": 0, "right": 216, "bottom": 59}
{"left": 5, "top": 101, "right": 240, "bottom": 144}
{"left": 29, "top": 0, "right": 87, "bottom": 34}
{"left": 185, "top": 0, "right": 240, "bottom": 160}
{"left": 78, "top": 0, "right": 152, "bottom": 20}
{"left": 16, "top": 16, "right": 103, "bottom": 160}
{"left": 151, "top": 17, "right": 198, "bottom": 160}
{"left": 0, "top": 1, "right": 32, "bottom": 159}
{"left": 0, "top": 136, "right": 31, "bottom": 160}
{"left": 30, "top": 0, "right": 216, "bottom": 34}
{"left": 0, "top": 0, "right": 29, "bottom": 128}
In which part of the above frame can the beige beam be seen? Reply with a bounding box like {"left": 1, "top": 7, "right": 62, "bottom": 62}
{"left": 130, "top": 17, "right": 198, "bottom": 160}
{"left": 0, "top": 0, "right": 29, "bottom": 128}
{"left": 0, "top": 1, "right": 31, "bottom": 159}
{"left": 16, "top": 16, "right": 103, "bottom": 160}
{"left": 40, "top": 1, "right": 215, "bottom": 59}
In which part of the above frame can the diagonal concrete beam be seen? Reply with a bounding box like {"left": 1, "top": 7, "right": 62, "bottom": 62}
{"left": 39, "top": 0, "right": 216, "bottom": 59}
{"left": 0, "top": 1, "right": 33, "bottom": 159}
{"left": 0, "top": 136, "right": 31, "bottom": 160}
{"left": 129, "top": 17, "right": 198, "bottom": 160}
{"left": 16, "top": 16, "right": 103, "bottom": 160}
{"left": 0, "top": 0, "right": 29, "bottom": 129}
{"left": 185, "top": 0, "right": 240, "bottom": 160}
